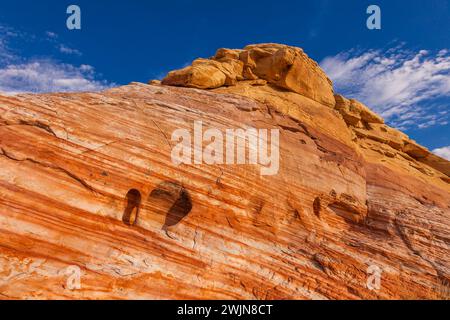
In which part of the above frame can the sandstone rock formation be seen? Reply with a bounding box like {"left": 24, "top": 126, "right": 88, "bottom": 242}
{"left": 162, "top": 43, "right": 335, "bottom": 107}
{"left": 0, "top": 44, "right": 449, "bottom": 300}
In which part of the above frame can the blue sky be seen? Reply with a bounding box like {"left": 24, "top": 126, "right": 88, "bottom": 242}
{"left": 0, "top": 0, "right": 449, "bottom": 157}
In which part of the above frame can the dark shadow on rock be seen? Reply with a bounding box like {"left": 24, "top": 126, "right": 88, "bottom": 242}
{"left": 147, "top": 181, "right": 192, "bottom": 229}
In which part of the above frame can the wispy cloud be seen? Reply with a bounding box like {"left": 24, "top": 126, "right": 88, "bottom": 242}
{"left": 0, "top": 39, "right": 13, "bottom": 63}
{"left": 432, "top": 146, "right": 450, "bottom": 160}
{"left": 320, "top": 46, "right": 450, "bottom": 130}
{"left": 0, "top": 26, "right": 19, "bottom": 64}
{"left": 0, "top": 25, "right": 113, "bottom": 94}
{"left": 58, "top": 44, "right": 82, "bottom": 56}
{"left": 0, "top": 61, "right": 111, "bottom": 94}
{"left": 45, "top": 31, "right": 58, "bottom": 39}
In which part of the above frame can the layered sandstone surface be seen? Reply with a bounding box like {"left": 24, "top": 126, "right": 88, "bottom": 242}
{"left": 0, "top": 44, "right": 449, "bottom": 299}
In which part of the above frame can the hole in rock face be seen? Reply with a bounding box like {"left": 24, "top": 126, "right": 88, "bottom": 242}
{"left": 147, "top": 181, "right": 192, "bottom": 228}
{"left": 313, "top": 197, "right": 321, "bottom": 217}
{"left": 122, "top": 189, "right": 142, "bottom": 226}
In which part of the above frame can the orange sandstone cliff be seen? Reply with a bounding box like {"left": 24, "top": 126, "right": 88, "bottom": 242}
{"left": 0, "top": 44, "right": 449, "bottom": 299}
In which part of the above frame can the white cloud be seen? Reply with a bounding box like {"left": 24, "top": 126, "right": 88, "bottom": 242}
{"left": 432, "top": 146, "right": 450, "bottom": 160}
{"left": 320, "top": 46, "right": 450, "bottom": 130}
{"left": 0, "top": 60, "right": 112, "bottom": 94}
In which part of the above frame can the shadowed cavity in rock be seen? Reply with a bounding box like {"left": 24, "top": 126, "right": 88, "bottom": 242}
{"left": 147, "top": 181, "right": 192, "bottom": 228}
{"left": 122, "top": 189, "right": 142, "bottom": 226}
